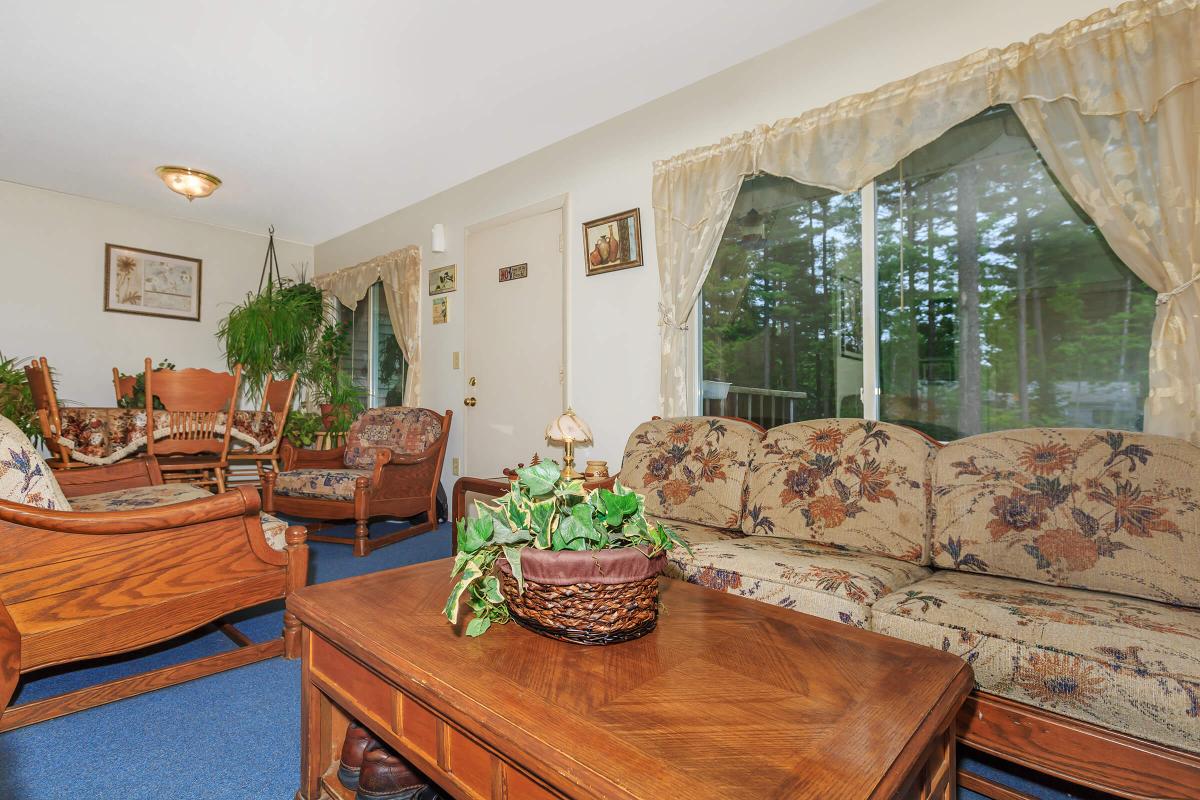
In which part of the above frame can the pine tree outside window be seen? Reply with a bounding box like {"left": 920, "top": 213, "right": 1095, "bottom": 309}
{"left": 700, "top": 105, "right": 1156, "bottom": 440}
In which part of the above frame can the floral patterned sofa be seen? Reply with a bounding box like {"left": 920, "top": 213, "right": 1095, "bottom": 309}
{"left": 620, "top": 416, "right": 1200, "bottom": 796}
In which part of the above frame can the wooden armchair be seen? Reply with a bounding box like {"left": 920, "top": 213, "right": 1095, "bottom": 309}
{"left": 228, "top": 373, "right": 297, "bottom": 486}
{"left": 23, "top": 356, "right": 84, "bottom": 470}
{"left": 144, "top": 359, "right": 243, "bottom": 492}
{"left": 0, "top": 453, "right": 308, "bottom": 731}
{"left": 0, "top": 599, "right": 16, "bottom": 715}
{"left": 264, "top": 406, "right": 452, "bottom": 557}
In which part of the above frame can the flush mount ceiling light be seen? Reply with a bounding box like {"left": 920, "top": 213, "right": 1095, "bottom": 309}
{"left": 155, "top": 165, "right": 221, "bottom": 201}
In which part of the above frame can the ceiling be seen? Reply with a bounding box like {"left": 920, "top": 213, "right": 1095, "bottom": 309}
{"left": 0, "top": 1, "right": 877, "bottom": 244}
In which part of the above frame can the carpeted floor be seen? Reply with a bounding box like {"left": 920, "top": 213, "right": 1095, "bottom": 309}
{"left": 0, "top": 518, "right": 1111, "bottom": 799}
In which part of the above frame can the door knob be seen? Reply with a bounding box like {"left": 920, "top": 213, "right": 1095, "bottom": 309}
{"left": 464, "top": 397, "right": 477, "bottom": 407}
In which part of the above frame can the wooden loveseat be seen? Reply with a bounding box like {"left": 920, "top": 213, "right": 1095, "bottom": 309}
{"left": 0, "top": 415, "right": 308, "bottom": 731}
{"left": 619, "top": 416, "right": 1200, "bottom": 800}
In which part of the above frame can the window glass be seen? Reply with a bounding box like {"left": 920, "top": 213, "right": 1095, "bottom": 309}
{"left": 698, "top": 106, "right": 1156, "bottom": 439}
{"left": 875, "top": 106, "right": 1154, "bottom": 439}
{"left": 702, "top": 175, "right": 863, "bottom": 428}
{"left": 338, "top": 282, "right": 408, "bottom": 409}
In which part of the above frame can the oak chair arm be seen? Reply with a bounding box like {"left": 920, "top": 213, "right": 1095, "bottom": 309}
{"left": 0, "top": 485, "right": 261, "bottom": 535}
{"left": 281, "top": 441, "right": 347, "bottom": 470}
{"left": 0, "top": 599, "right": 18, "bottom": 713}
{"left": 54, "top": 457, "right": 164, "bottom": 498}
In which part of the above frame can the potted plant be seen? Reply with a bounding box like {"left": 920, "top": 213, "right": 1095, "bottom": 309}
{"left": 444, "top": 460, "right": 686, "bottom": 643}
{"left": 115, "top": 358, "right": 177, "bottom": 410}
{"left": 216, "top": 277, "right": 327, "bottom": 402}
{"left": 0, "top": 353, "right": 39, "bottom": 444}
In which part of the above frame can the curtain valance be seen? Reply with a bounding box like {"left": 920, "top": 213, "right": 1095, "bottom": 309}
{"left": 313, "top": 245, "right": 423, "bottom": 405}
{"left": 652, "top": 0, "right": 1200, "bottom": 442}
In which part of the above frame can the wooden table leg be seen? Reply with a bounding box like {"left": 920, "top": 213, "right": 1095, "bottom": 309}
{"left": 298, "top": 627, "right": 325, "bottom": 800}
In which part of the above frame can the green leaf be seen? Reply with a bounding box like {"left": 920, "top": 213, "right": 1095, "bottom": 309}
{"left": 465, "top": 617, "right": 492, "bottom": 637}
{"left": 443, "top": 561, "right": 483, "bottom": 623}
{"left": 502, "top": 546, "right": 525, "bottom": 594}
{"left": 451, "top": 548, "right": 472, "bottom": 576}
{"left": 517, "top": 460, "right": 560, "bottom": 495}
{"left": 482, "top": 575, "right": 504, "bottom": 604}
{"left": 491, "top": 524, "right": 533, "bottom": 545}
{"left": 458, "top": 516, "right": 492, "bottom": 554}
{"left": 527, "top": 498, "right": 556, "bottom": 541}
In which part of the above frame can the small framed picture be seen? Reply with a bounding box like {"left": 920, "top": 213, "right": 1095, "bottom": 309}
{"left": 429, "top": 265, "right": 457, "bottom": 295}
{"left": 432, "top": 296, "right": 449, "bottom": 325}
{"left": 104, "top": 244, "right": 202, "bottom": 321}
{"left": 583, "top": 208, "right": 642, "bottom": 276}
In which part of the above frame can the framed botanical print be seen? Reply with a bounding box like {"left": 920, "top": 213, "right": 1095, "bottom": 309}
{"left": 583, "top": 208, "right": 643, "bottom": 276}
{"left": 104, "top": 244, "right": 202, "bottom": 321}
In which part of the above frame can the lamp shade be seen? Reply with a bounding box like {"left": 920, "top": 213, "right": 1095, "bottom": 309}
{"left": 545, "top": 408, "right": 593, "bottom": 444}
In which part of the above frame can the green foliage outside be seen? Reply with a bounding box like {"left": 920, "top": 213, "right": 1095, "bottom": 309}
{"left": 702, "top": 105, "right": 1155, "bottom": 440}
{"left": 444, "top": 460, "right": 685, "bottom": 638}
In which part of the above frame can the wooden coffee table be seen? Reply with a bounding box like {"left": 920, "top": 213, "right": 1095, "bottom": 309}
{"left": 291, "top": 560, "right": 972, "bottom": 799}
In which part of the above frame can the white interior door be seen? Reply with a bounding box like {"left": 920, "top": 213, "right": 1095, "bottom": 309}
{"left": 464, "top": 207, "right": 564, "bottom": 476}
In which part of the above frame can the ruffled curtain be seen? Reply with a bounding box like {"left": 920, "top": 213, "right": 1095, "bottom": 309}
{"left": 1000, "top": 3, "right": 1200, "bottom": 442}
{"left": 652, "top": 0, "right": 1200, "bottom": 441}
{"left": 313, "top": 245, "right": 423, "bottom": 405}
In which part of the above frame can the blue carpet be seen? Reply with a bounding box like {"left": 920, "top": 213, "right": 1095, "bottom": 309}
{"left": 0, "top": 518, "right": 1114, "bottom": 799}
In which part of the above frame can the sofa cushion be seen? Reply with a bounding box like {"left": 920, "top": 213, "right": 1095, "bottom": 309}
{"left": 0, "top": 415, "right": 71, "bottom": 511}
{"left": 872, "top": 571, "right": 1200, "bottom": 754}
{"left": 668, "top": 535, "right": 930, "bottom": 628}
{"left": 344, "top": 407, "right": 443, "bottom": 469}
{"left": 70, "top": 482, "right": 288, "bottom": 551}
{"left": 648, "top": 515, "right": 746, "bottom": 547}
{"left": 620, "top": 417, "right": 761, "bottom": 529}
{"left": 274, "top": 468, "right": 372, "bottom": 502}
{"left": 741, "top": 419, "right": 935, "bottom": 564}
{"left": 932, "top": 428, "right": 1200, "bottom": 606}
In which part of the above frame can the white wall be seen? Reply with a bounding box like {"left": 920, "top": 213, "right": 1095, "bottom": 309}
{"left": 314, "top": 0, "right": 1109, "bottom": 489}
{"left": 0, "top": 180, "right": 313, "bottom": 407}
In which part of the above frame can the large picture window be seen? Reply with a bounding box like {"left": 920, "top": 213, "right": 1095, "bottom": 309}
{"left": 701, "top": 106, "right": 1156, "bottom": 439}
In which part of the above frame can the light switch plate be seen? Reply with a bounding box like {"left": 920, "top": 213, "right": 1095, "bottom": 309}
{"left": 451, "top": 457, "right": 460, "bottom": 476}
{"left": 452, "top": 351, "right": 460, "bottom": 369}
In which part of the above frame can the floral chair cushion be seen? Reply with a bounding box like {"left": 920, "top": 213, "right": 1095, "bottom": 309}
{"left": 741, "top": 419, "right": 935, "bottom": 564}
{"left": 69, "top": 482, "right": 288, "bottom": 551}
{"left": 344, "top": 407, "right": 444, "bottom": 470}
{"left": 620, "top": 417, "right": 762, "bottom": 530}
{"left": 932, "top": 428, "right": 1200, "bottom": 606}
{"left": 669, "top": 535, "right": 931, "bottom": 628}
{"left": 273, "top": 468, "right": 372, "bottom": 502}
{"left": 872, "top": 571, "right": 1200, "bottom": 754}
{"left": 0, "top": 415, "right": 71, "bottom": 511}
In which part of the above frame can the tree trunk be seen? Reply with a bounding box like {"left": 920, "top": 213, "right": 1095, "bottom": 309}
{"left": 956, "top": 165, "right": 982, "bottom": 437}
{"left": 1015, "top": 201, "right": 1031, "bottom": 423}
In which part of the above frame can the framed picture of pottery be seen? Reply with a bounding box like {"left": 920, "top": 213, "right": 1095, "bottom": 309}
{"left": 104, "top": 244, "right": 202, "bottom": 321}
{"left": 583, "top": 208, "right": 642, "bottom": 276}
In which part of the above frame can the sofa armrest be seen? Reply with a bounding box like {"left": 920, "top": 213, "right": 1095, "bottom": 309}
{"left": 0, "top": 485, "right": 261, "bottom": 535}
{"left": 55, "top": 456, "right": 164, "bottom": 498}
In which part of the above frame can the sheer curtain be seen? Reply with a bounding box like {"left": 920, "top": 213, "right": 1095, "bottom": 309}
{"left": 313, "top": 245, "right": 423, "bottom": 405}
{"left": 652, "top": 0, "right": 1200, "bottom": 440}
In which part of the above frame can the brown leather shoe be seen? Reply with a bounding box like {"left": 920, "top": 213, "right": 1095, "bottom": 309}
{"left": 355, "top": 746, "right": 437, "bottom": 800}
{"left": 338, "top": 720, "right": 381, "bottom": 790}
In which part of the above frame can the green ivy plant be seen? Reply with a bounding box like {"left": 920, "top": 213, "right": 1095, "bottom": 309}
{"left": 444, "top": 460, "right": 686, "bottom": 637}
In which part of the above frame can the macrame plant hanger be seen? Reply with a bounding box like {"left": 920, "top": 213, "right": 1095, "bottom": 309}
{"left": 257, "top": 225, "right": 284, "bottom": 295}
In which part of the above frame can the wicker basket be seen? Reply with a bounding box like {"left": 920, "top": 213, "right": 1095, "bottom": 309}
{"left": 497, "top": 547, "right": 666, "bottom": 645}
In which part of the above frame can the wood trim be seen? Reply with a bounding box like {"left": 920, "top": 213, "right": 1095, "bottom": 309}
{"left": 0, "top": 638, "right": 281, "bottom": 732}
{"left": 958, "top": 692, "right": 1200, "bottom": 800}
{"left": 957, "top": 770, "right": 1036, "bottom": 800}
{"left": 0, "top": 601, "right": 17, "bottom": 713}
{"left": 0, "top": 485, "right": 259, "bottom": 534}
